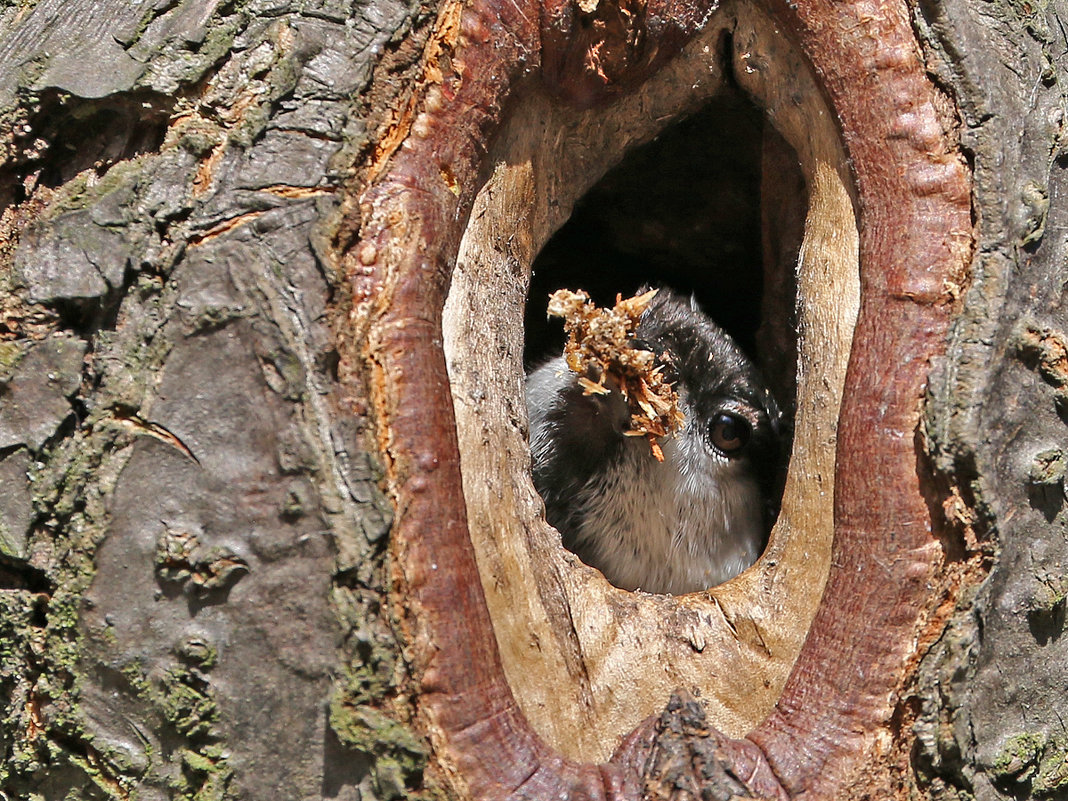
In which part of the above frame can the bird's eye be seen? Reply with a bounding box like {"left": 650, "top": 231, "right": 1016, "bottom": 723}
{"left": 709, "top": 412, "right": 751, "bottom": 455}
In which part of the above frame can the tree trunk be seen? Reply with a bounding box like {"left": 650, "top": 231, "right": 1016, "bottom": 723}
{"left": 0, "top": 0, "right": 1064, "bottom": 799}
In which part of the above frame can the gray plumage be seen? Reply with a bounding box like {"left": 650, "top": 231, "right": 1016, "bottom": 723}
{"left": 526, "top": 288, "right": 780, "bottom": 595}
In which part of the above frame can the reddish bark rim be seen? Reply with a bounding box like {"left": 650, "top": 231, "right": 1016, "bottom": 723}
{"left": 344, "top": 0, "right": 972, "bottom": 795}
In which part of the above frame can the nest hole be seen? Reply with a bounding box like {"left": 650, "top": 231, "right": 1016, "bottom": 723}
{"left": 523, "top": 87, "right": 805, "bottom": 578}
{"left": 444, "top": 1, "right": 858, "bottom": 761}
{"left": 525, "top": 86, "right": 802, "bottom": 416}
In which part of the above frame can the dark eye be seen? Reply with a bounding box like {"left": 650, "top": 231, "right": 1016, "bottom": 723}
{"left": 709, "top": 412, "right": 751, "bottom": 455}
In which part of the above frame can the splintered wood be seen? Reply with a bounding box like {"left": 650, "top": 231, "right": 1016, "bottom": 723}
{"left": 547, "top": 288, "right": 684, "bottom": 461}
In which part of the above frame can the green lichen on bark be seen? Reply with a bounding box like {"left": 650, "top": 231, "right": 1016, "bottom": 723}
{"left": 161, "top": 11, "right": 314, "bottom": 158}
{"left": 322, "top": 438, "right": 442, "bottom": 798}
{"left": 117, "top": 649, "right": 235, "bottom": 801}
{"left": 41, "top": 154, "right": 154, "bottom": 218}
{"left": 992, "top": 732, "right": 1045, "bottom": 784}
{"left": 329, "top": 546, "right": 445, "bottom": 801}
{"left": 329, "top": 691, "right": 430, "bottom": 801}
{"left": 992, "top": 732, "right": 1068, "bottom": 798}
{"left": 0, "top": 427, "right": 143, "bottom": 798}
{"left": 0, "top": 264, "right": 241, "bottom": 797}
{"left": 0, "top": 590, "right": 41, "bottom": 781}
{"left": 0, "top": 339, "right": 24, "bottom": 373}
{"left": 0, "top": 78, "right": 223, "bottom": 801}
{"left": 1033, "top": 740, "right": 1068, "bottom": 797}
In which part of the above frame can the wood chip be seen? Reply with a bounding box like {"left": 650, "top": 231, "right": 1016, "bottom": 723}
{"left": 546, "top": 288, "right": 684, "bottom": 460}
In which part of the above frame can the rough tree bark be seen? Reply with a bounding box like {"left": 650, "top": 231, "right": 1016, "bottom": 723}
{"left": 0, "top": 0, "right": 1064, "bottom": 800}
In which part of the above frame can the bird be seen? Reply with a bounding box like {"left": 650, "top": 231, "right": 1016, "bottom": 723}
{"left": 525, "top": 287, "right": 781, "bottom": 595}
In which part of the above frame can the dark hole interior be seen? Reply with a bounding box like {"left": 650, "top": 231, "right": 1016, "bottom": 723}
{"left": 524, "top": 86, "right": 804, "bottom": 418}
{"left": 527, "top": 90, "right": 765, "bottom": 367}
{"left": 0, "top": 89, "right": 172, "bottom": 213}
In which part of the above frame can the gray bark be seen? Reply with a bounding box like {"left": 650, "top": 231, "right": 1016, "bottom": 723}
{"left": 0, "top": 2, "right": 419, "bottom": 799}
{"left": 915, "top": 1, "right": 1068, "bottom": 798}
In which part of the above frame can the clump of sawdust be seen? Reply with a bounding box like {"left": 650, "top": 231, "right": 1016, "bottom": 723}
{"left": 547, "top": 288, "right": 684, "bottom": 461}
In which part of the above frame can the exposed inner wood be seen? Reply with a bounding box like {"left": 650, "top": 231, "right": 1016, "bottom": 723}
{"left": 442, "top": 1, "right": 859, "bottom": 763}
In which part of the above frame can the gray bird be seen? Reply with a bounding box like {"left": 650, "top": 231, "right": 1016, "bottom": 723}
{"left": 526, "top": 288, "right": 781, "bottom": 595}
